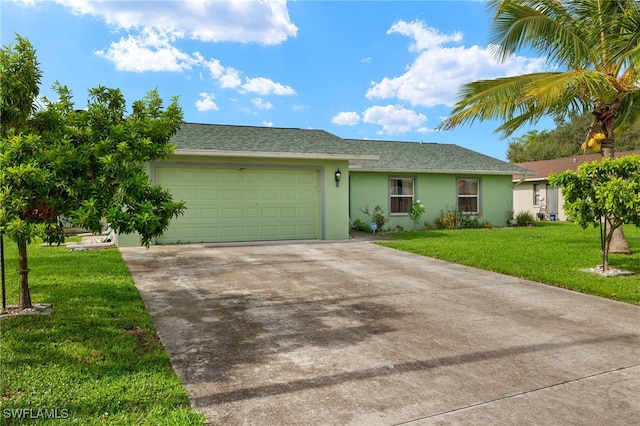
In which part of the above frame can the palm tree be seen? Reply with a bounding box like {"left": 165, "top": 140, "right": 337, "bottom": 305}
{"left": 440, "top": 0, "right": 640, "bottom": 253}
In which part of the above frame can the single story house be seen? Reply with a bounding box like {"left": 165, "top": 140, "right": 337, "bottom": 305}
{"left": 117, "top": 123, "right": 532, "bottom": 246}
{"left": 513, "top": 150, "right": 640, "bottom": 221}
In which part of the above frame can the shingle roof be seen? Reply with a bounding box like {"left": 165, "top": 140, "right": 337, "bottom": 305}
{"left": 346, "top": 139, "right": 532, "bottom": 175}
{"left": 513, "top": 150, "right": 640, "bottom": 181}
{"left": 172, "top": 122, "right": 373, "bottom": 159}
{"left": 170, "top": 122, "right": 531, "bottom": 175}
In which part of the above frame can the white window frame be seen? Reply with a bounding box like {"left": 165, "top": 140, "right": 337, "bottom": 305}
{"left": 389, "top": 177, "right": 415, "bottom": 215}
{"left": 456, "top": 178, "right": 480, "bottom": 214}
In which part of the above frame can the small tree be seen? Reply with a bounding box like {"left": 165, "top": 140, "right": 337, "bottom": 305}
{"left": 549, "top": 155, "right": 640, "bottom": 271}
{"left": 409, "top": 200, "right": 425, "bottom": 230}
{"left": 1, "top": 35, "right": 185, "bottom": 311}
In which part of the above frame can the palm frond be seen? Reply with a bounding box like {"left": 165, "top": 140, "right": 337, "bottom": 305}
{"left": 439, "top": 74, "right": 538, "bottom": 132}
{"left": 607, "top": 2, "right": 640, "bottom": 76}
{"left": 488, "top": 0, "right": 593, "bottom": 68}
{"left": 443, "top": 1, "right": 640, "bottom": 137}
{"left": 616, "top": 91, "right": 640, "bottom": 132}
{"left": 439, "top": 72, "right": 597, "bottom": 136}
{"left": 522, "top": 70, "right": 617, "bottom": 107}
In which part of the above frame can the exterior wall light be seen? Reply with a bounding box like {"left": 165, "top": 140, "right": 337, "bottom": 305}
{"left": 334, "top": 169, "right": 342, "bottom": 187}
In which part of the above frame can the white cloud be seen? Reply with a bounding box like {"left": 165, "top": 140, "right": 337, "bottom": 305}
{"left": 262, "top": 120, "right": 274, "bottom": 127}
{"left": 367, "top": 19, "right": 547, "bottom": 107}
{"left": 96, "top": 28, "right": 198, "bottom": 72}
{"left": 195, "top": 92, "right": 219, "bottom": 112}
{"left": 54, "top": 0, "right": 297, "bottom": 45}
{"left": 10, "top": 0, "right": 38, "bottom": 6}
{"left": 202, "top": 58, "right": 225, "bottom": 79}
{"left": 251, "top": 97, "right": 274, "bottom": 110}
{"left": 388, "top": 20, "right": 462, "bottom": 52}
{"left": 362, "top": 105, "right": 427, "bottom": 135}
{"left": 331, "top": 111, "right": 361, "bottom": 126}
{"left": 95, "top": 30, "right": 296, "bottom": 99}
{"left": 218, "top": 68, "right": 243, "bottom": 89}
{"left": 241, "top": 77, "right": 296, "bottom": 95}
{"left": 50, "top": 1, "right": 299, "bottom": 98}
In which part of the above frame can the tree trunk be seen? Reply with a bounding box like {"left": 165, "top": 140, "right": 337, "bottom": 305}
{"left": 18, "top": 240, "right": 32, "bottom": 310}
{"left": 602, "top": 228, "right": 611, "bottom": 271}
{"left": 600, "top": 136, "right": 632, "bottom": 255}
{"left": 609, "top": 226, "right": 631, "bottom": 254}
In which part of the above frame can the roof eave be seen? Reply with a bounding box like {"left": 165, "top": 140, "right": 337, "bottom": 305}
{"left": 512, "top": 176, "right": 548, "bottom": 182}
{"left": 175, "top": 149, "right": 379, "bottom": 161}
{"left": 351, "top": 167, "right": 533, "bottom": 175}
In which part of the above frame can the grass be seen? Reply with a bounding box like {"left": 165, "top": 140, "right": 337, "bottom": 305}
{"left": 1, "top": 223, "right": 637, "bottom": 424}
{"left": 0, "top": 241, "right": 205, "bottom": 425}
{"left": 380, "top": 221, "right": 640, "bottom": 305}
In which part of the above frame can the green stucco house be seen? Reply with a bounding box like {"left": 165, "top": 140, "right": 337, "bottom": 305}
{"left": 117, "top": 122, "right": 530, "bottom": 246}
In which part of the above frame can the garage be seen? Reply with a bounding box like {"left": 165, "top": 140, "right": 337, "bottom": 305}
{"left": 153, "top": 166, "right": 320, "bottom": 244}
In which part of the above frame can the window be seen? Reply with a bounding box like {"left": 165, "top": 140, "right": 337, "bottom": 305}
{"left": 389, "top": 177, "right": 414, "bottom": 214}
{"left": 457, "top": 178, "right": 479, "bottom": 214}
{"left": 533, "top": 184, "right": 542, "bottom": 205}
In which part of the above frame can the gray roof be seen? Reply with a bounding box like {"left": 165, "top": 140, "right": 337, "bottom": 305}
{"left": 171, "top": 122, "right": 374, "bottom": 160}
{"left": 345, "top": 139, "right": 533, "bottom": 175}
{"left": 171, "top": 122, "right": 531, "bottom": 175}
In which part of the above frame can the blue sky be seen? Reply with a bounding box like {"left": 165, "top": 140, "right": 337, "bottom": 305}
{"left": 3, "top": 0, "right": 554, "bottom": 161}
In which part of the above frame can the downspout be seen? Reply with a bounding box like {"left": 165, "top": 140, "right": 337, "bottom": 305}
{"left": 512, "top": 175, "right": 526, "bottom": 187}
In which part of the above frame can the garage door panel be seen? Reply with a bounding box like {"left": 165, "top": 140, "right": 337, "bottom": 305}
{"left": 299, "top": 207, "right": 315, "bottom": 218}
{"left": 242, "top": 189, "right": 260, "bottom": 199}
{"left": 222, "top": 226, "right": 240, "bottom": 238}
{"left": 222, "top": 188, "right": 240, "bottom": 200}
{"left": 262, "top": 208, "right": 278, "bottom": 218}
{"left": 261, "top": 190, "right": 279, "bottom": 201}
{"left": 243, "top": 208, "right": 259, "bottom": 218}
{"left": 201, "top": 208, "right": 220, "bottom": 219}
{"left": 200, "top": 227, "right": 220, "bottom": 238}
{"left": 222, "top": 208, "right": 240, "bottom": 219}
{"left": 200, "top": 188, "right": 220, "bottom": 201}
{"left": 240, "top": 173, "right": 260, "bottom": 184}
{"left": 155, "top": 167, "right": 319, "bottom": 243}
{"left": 221, "top": 173, "right": 240, "bottom": 184}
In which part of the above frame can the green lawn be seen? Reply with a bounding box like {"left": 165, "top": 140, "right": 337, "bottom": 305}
{"left": 0, "top": 241, "right": 205, "bottom": 425}
{"left": 380, "top": 222, "right": 640, "bottom": 305}
{"left": 1, "top": 223, "right": 637, "bottom": 424}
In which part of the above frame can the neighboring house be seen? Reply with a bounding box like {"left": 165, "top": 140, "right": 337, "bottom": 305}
{"left": 117, "top": 123, "right": 531, "bottom": 246}
{"left": 513, "top": 150, "right": 640, "bottom": 221}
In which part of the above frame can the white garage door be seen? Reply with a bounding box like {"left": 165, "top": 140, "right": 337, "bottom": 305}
{"left": 154, "top": 167, "right": 320, "bottom": 243}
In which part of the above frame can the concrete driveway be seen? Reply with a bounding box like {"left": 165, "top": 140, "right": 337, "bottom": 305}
{"left": 120, "top": 240, "right": 640, "bottom": 425}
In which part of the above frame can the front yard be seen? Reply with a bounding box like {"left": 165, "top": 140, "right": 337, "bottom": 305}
{"left": 0, "top": 221, "right": 637, "bottom": 424}
{"left": 0, "top": 242, "right": 205, "bottom": 425}
{"left": 381, "top": 221, "right": 640, "bottom": 305}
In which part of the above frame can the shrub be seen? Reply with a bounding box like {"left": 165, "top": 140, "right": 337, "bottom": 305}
{"left": 460, "top": 214, "right": 481, "bottom": 229}
{"left": 409, "top": 200, "right": 426, "bottom": 229}
{"left": 515, "top": 211, "right": 536, "bottom": 227}
{"left": 359, "top": 204, "right": 390, "bottom": 232}
{"left": 435, "top": 206, "right": 489, "bottom": 229}
{"left": 352, "top": 218, "right": 372, "bottom": 233}
{"left": 435, "top": 208, "right": 461, "bottom": 229}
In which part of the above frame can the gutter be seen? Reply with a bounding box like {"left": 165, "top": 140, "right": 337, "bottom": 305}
{"left": 350, "top": 167, "right": 535, "bottom": 176}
